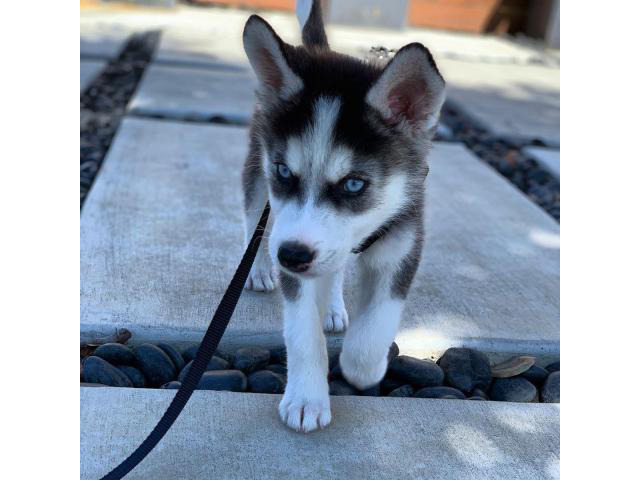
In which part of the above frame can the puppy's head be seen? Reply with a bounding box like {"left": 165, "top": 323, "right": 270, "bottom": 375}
{"left": 243, "top": 13, "right": 445, "bottom": 277}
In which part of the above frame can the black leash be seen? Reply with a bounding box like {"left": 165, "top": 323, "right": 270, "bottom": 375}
{"left": 100, "top": 203, "right": 270, "bottom": 480}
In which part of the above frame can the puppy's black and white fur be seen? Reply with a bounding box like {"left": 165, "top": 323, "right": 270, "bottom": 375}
{"left": 241, "top": 0, "right": 445, "bottom": 432}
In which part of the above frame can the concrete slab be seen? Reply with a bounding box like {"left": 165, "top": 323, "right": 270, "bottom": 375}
{"left": 80, "top": 22, "right": 131, "bottom": 59}
{"left": 523, "top": 147, "right": 560, "bottom": 178}
{"left": 438, "top": 58, "right": 560, "bottom": 146}
{"left": 81, "top": 60, "right": 106, "bottom": 92}
{"left": 129, "top": 65, "right": 257, "bottom": 123}
{"left": 154, "top": 10, "right": 296, "bottom": 70}
{"left": 81, "top": 118, "right": 559, "bottom": 357}
{"left": 81, "top": 387, "right": 560, "bottom": 480}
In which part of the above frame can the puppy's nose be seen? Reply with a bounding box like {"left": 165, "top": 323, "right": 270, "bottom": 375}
{"left": 278, "top": 242, "right": 315, "bottom": 273}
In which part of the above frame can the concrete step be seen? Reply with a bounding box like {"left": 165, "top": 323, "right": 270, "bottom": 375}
{"left": 81, "top": 387, "right": 560, "bottom": 480}
{"left": 129, "top": 64, "right": 256, "bottom": 123}
{"left": 152, "top": 6, "right": 557, "bottom": 70}
{"left": 81, "top": 118, "right": 559, "bottom": 358}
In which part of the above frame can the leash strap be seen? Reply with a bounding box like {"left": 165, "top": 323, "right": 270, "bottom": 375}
{"left": 99, "top": 203, "right": 270, "bottom": 480}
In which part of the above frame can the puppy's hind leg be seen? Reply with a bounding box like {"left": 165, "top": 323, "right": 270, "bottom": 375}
{"left": 323, "top": 267, "right": 349, "bottom": 333}
{"left": 242, "top": 135, "right": 277, "bottom": 292}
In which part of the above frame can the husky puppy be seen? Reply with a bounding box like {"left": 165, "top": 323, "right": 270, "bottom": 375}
{"left": 241, "top": 0, "right": 445, "bottom": 432}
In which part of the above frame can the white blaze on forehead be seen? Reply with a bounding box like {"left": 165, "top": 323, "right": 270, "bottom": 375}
{"left": 285, "top": 96, "right": 352, "bottom": 182}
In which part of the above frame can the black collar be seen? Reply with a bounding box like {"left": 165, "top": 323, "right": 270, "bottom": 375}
{"left": 351, "top": 223, "right": 392, "bottom": 254}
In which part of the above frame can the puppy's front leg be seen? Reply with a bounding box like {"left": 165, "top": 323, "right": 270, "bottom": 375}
{"left": 340, "top": 225, "right": 422, "bottom": 389}
{"left": 278, "top": 272, "right": 331, "bottom": 432}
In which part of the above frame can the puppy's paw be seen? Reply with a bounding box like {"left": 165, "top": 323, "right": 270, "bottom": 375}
{"left": 339, "top": 352, "right": 388, "bottom": 390}
{"left": 323, "top": 306, "right": 349, "bottom": 333}
{"left": 245, "top": 263, "right": 278, "bottom": 292}
{"left": 279, "top": 387, "right": 331, "bottom": 433}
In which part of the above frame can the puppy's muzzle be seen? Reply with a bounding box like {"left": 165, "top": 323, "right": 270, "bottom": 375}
{"left": 278, "top": 242, "right": 315, "bottom": 273}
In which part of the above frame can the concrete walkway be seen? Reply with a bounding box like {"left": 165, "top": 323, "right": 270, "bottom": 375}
{"left": 81, "top": 387, "right": 560, "bottom": 480}
{"left": 82, "top": 4, "right": 559, "bottom": 146}
{"left": 81, "top": 118, "right": 559, "bottom": 358}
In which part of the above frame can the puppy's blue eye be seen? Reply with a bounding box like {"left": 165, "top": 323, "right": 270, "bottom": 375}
{"left": 276, "top": 163, "right": 291, "bottom": 179}
{"left": 343, "top": 177, "right": 365, "bottom": 194}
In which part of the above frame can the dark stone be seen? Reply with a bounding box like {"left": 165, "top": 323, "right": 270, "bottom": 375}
{"left": 387, "top": 356, "right": 444, "bottom": 388}
{"left": 157, "top": 343, "right": 186, "bottom": 371}
{"left": 182, "top": 344, "right": 231, "bottom": 364}
{"left": 134, "top": 343, "right": 177, "bottom": 387}
{"left": 329, "top": 363, "right": 343, "bottom": 381}
{"left": 541, "top": 371, "right": 560, "bottom": 403}
{"left": 471, "top": 388, "right": 489, "bottom": 400}
{"left": 414, "top": 386, "right": 466, "bottom": 399}
{"left": 161, "top": 381, "right": 182, "bottom": 389}
{"left": 360, "top": 382, "right": 381, "bottom": 396}
{"left": 181, "top": 344, "right": 199, "bottom": 363}
{"left": 214, "top": 350, "right": 233, "bottom": 363}
{"left": 381, "top": 376, "right": 405, "bottom": 394}
{"left": 93, "top": 343, "right": 136, "bottom": 366}
{"left": 328, "top": 351, "right": 340, "bottom": 371}
{"left": 438, "top": 348, "right": 492, "bottom": 393}
{"left": 330, "top": 380, "right": 359, "bottom": 396}
{"left": 269, "top": 347, "right": 287, "bottom": 365}
{"left": 233, "top": 347, "right": 270, "bottom": 373}
{"left": 387, "top": 342, "right": 400, "bottom": 363}
{"left": 248, "top": 370, "right": 285, "bottom": 394}
{"left": 177, "top": 357, "right": 231, "bottom": 383}
{"left": 388, "top": 385, "right": 414, "bottom": 397}
{"left": 490, "top": 378, "right": 538, "bottom": 402}
{"left": 545, "top": 361, "right": 560, "bottom": 373}
{"left": 117, "top": 366, "right": 146, "bottom": 388}
{"left": 196, "top": 370, "right": 247, "bottom": 392}
{"left": 82, "top": 356, "right": 133, "bottom": 387}
{"left": 467, "top": 396, "right": 487, "bottom": 401}
{"left": 518, "top": 365, "right": 549, "bottom": 387}
{"left": 265, "top": 364, "right": 287, "bottom": 376}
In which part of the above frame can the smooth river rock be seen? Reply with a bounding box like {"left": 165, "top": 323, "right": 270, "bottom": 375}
{"left": 134, "top": 343, "right": 177, "bottom": 387}
{"left": 541, "top": 371, "right": 560, "bottom": 403}
{"left": 490, "top": 377, "right": 538, "bottom": 402}
{"left": 438, "top": 348, "right": 492, "bottom": 393}
{"left": 83, "top": 356, "right": 133, "bottom": 388}
{"left": 233, "top": 347, "right": 270, "bottom": 373}
{"left": 93, "top": 343, "right": 136, "bottom": 366}
{"left": 247, "top": 370, "right": 285, "bottom": 394}
{"left": 387, "top": 356, "right": 444, "bottom": 388}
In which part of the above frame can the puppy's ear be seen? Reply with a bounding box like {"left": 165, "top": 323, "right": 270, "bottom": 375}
{"left": 366, "top": 43, "right": 445, "bottom": 135}
{"left": 243, "top": 15, "right": 303, "bottom": 101}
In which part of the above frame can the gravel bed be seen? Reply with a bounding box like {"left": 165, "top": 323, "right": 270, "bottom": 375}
{"left": 80, "top": 31, "right": 160, "bottom": 207}
{"left": 80, "top": 338, "right": 559, "bottom": 403}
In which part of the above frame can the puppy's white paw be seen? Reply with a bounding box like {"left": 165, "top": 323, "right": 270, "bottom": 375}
{"left": 245, "top": 263, "right": 278, "bottom": 292}
{"left": 278, "top": 387, "right": 331, "bottom": 433}
{"left": 339, "top": 352, "right": 388, "bottom": 390}
{"left": 323, "top": 307, "right": 349, "bottom": 333}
